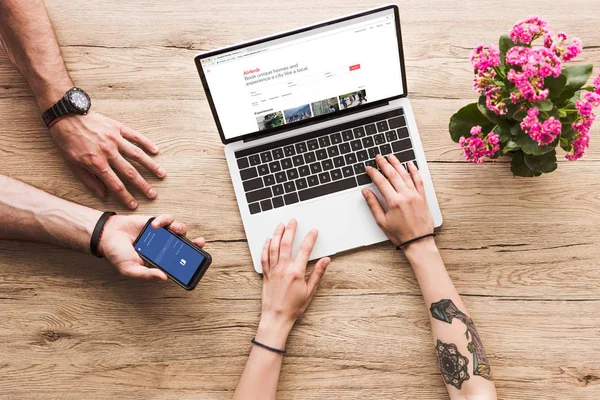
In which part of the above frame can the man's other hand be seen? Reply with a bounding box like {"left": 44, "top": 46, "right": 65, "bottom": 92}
{"left": 50, "top": 111, "right": 166, "bottom": 209}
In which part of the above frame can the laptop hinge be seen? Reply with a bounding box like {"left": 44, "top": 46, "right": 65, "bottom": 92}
{"left": 242, "top": 101, "right": 388, "bottom": 143}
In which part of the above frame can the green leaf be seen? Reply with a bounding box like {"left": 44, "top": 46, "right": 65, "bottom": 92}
{"left": 524, "top": 151, "right": 557, "bottom": 173}
{"left": 545, "top": 74, "right": 567, "bottom": 101}
{"left": 496, "top": 125, "right": 513, "bottom": 142}
{"left": 514, "top": 126, "right": 557, "bottom": 155}
{"left": 559, "top": 122, "right": 576, "bottom": 152}
{"left": 499, "top": 34, "right": 515, "bottom": 66}
{"left": 511, "top": 151, "right": 541, "bottom": 177}
{"left": 534, "top": 99, "right": 553, "bottom": 112}
{"left": 556, "top": 64, "right": 594, "bottom": 104}
{"left": 513, "top": 110, "right": 527, "bottom": 121}
{"left": 502, "top": 139, "right": 521, "bottom": 153}
{"left": 449, "top": 103, "right": 493, "bottom": 143}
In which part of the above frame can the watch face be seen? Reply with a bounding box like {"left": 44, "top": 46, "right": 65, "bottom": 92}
{"left": 69, "top": 89, "right": 90, "bottom": 112}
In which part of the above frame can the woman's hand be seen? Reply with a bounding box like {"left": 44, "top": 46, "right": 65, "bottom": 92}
{"left": 99, "top": 213, "right": 205, "bottom": 281}
{"left": 256, "top": 219, "right": 330, "bottom": 348}
{"left": 361, "top": 155, "right": 434, "bottom": 249}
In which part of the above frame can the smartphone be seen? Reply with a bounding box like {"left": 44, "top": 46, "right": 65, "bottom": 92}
{"left": 133, "top": 217, "right": 212, "bottom": 290}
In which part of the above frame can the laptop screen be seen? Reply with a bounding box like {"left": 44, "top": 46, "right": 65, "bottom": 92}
{"left": 196, "top": 6, "right": 406, "bottom": 143}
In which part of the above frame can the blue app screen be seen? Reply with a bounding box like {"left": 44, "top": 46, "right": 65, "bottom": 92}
{"left": 136, "top": 223, "right": 205, "bottom": 286}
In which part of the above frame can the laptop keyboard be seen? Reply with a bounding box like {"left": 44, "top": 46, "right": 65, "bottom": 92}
{"left": 234, "top": 108, "right": 417, "bottom": 215}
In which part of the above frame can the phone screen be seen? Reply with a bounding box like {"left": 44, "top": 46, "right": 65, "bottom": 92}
{"left": 135, "top": 223, "right": 206, "bottom": 286}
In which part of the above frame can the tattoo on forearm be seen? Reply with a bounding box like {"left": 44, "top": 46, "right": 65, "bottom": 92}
{"left": 430, "top": 299, "right": 493, "bottom": 381}
{"left": 435, "top": 340, "right": 470, "bottom": 389}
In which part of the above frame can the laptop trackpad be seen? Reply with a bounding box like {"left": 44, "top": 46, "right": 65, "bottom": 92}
{"left": 244, "top": 185, "right": 389, "bottom": 273}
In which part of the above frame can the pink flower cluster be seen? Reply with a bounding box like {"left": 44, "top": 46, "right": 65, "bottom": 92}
{"left": 520, "top": 107, "right": 562, "bottom": 145}
{"left": 471, "top": 44, "right": 501, "bottom": 94}
{"left": 459, "top": 126, "right": 500, "bottom": 163}
{"left": 545, "top": 31, "right": 583, "bottom": 62}
{"left": 567, "top": 95, "right": 597, "bottom": 161}
{"left": 506, "top": 46, "right": 561, "bottom": 102}
{"left": 510, "top": 16, "right": 550, "bottom": 44}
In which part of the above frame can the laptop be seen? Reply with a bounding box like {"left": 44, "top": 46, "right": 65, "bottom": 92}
{"left": 195, "top": 4, "right": 442, "bottom": 273}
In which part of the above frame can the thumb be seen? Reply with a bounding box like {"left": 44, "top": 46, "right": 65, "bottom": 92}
{"left": 307, "top": 257, "right": 330, "bottom": 298}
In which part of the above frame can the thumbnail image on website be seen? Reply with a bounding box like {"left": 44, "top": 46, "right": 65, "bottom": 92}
{"left": 200, "top": 9, "right": 404, "bottom": 140}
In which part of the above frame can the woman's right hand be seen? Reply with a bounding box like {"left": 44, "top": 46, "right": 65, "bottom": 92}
{"left": 256, "top": 219, "right": 330, "bottom": 348}
{"left": 361, "top": 155, "right": 435, "bottom": 250}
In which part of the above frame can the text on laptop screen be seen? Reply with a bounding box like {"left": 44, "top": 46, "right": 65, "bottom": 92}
{"left": 199, "top": 9, "right": 404, "bottom": 140}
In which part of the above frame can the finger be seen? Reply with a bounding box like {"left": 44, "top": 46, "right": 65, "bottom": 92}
{"left": 152, "top": 214, "right": 175, "bottom": 229}
{"left": 110, "top": 154, "right": 157, "bottom": 199}
{"left": 170, "top": 221, "right": 188, "bottom": 236}
{"left": 375, "top": 154, "right": 406, "bottom": 192}
{"left": 307, "top": 257, "right": 330, "bottom": 298}
{"left": 365, "top": 165, "right": 397, "bottom": 201}
{"left": 269, "top": 223, "right": 285, "bottom": 267}
{"left": 407, "top": 161, "right": 425, "bottom": 196}
{"left": 192, "top": 237, "right": 206, "bottom": 248}
{"left": 120, "top": 123, "right": 159, "bottom": 155}
{"left": 387, "top": 154, "right": 415, "bottom": 191}
{"left": 279, "top": 218, "right": 298, "bottom": 263}
{"left": 92, "top": 163, "right": 137, "bottom": 209}
{"left": 121, "top": 263, "right": 168, "bottom": 281}
{"left": 295, "top": 229, "right": 318, "bottom": 270}
{"left": 361, "top": 189, "right": 386, "bottom": 226}
{"left": 120, "top": 140, "right": 166, "bottom": 179}
{"left": 69, "top": 163, "right": 106, "bottom": 198}
{"left": 261, "top": 237, "right": 271, "bottom": 275}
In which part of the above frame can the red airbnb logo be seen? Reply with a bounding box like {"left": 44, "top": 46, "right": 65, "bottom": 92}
{"left": 349, "top": 64, "right": 361, "bottom": 71}
{"left": 244, "top": 68, "right": 260, "bottom": 75}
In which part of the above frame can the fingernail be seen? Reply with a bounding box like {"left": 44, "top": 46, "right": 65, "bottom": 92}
{"left": 129, "top": 200, "right": 137, "bottom": 209}
{"left": 148, "top": 188, "right": 156, "bottom": 198}
{"left": 152, "top": 145, "right": 159, "bottom": 153}
{"left": 323, "top": 258, "right": 331, "bottom": 267}
{"left": 409, "top": 160, "right": 415, "bottom": 167}
{"left": 157, "top": 168, "right": 166, "bottom": 177}
{"left": 289, "top": 218, "right": 296, "bottom": 224}
{"left": 311, "top": 228, "right": 318, "bottom": 234}
{"left": 389, "top": 154, "right": 397, "bottom": 161}
{"left": 375, "top": 154, "right": 382, "bottom": 160}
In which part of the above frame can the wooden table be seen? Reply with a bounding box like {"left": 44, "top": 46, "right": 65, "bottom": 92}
{"left": 1, "top": 1, "right": 599, "bottom": 398}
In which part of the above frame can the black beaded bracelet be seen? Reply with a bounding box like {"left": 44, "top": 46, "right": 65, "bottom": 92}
{"left": 251, "top": 338, "right": 286, "bottom": 354}
{"left": 396, "top": 233, "right": 436, "bottom": 250}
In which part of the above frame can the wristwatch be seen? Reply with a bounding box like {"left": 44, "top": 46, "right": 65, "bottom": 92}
{"left": 42, "top": 87, "right": 91, "bottom": 128}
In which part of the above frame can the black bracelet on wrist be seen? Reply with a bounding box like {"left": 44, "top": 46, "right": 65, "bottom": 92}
{"left": 396, "top": 232, "right": 436, "bottom": 250}
{"left": 90, "top": 211, "right": 116, "bottom": 258}
{"left": 251, "top": 338, "right": 286, "bottom": 354}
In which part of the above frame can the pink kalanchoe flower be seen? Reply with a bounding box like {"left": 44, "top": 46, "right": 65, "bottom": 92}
{"left": 471, "top": 44, "right": 501, "bottom": 72}
{"left": 562, "top": 37, "right": 583, "bottom": 62}
{"left": 459, "top": 126, "right": 500, "bottom": 164}
{"left": 576, "top": 100, "right": 593, "bottom": 116}
{"left": 509, "top": 16, "right": 550, "bottom": 44}
{"left": 485, "top": 87, "right": 508, "bottom": 115}
{"left": 473, "top": 69, "right": 497, "bottom": 94}
{"left": 583, "top": 91, "right": 600, "bottom": 107}
{"left": 521, "top": 108, "right": 561, "bottom": 145}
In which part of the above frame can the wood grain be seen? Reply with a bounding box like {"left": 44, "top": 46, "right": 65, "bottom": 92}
{"left": 1, "top": 0, "right": 600, "bottom": 399}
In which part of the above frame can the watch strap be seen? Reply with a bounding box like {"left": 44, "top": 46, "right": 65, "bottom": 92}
{"left": 90, "top": 211, "right": 117, "bottom": 258}
{"left": 42, "top": 94, "right": 74, "bottom": 127}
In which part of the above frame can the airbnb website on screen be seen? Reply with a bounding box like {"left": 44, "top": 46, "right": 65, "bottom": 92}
{"left": 200, "top": 9, "right": 404, "bottom": 140}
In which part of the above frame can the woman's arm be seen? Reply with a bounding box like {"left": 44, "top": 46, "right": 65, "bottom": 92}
{"left": 233, "top": 219, "right": 330, "bottom": 400}
{"left": 362, "top": 155, "right": 497, "bottom": 400}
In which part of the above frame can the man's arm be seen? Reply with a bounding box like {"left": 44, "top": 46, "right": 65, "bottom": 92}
{"left": 0, "top": 175, "right": 207, "bottom": 281}
{"left": 0, "top": 0, "right": 165, "bottom": 209}
{"left": 363, "top": 155, "right": 497, "bottom": 399}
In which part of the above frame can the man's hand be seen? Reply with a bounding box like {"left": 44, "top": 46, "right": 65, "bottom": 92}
{"left": 99, "top": 214, "right": 205, "bottom": 281}
{"left": 362, "top": 154, "right": 434, "bottom": 248}
{"left": 257, "top": 219, "right": 330, "bottom": 346}
{"left": 50, "top": 111, "right": 166, "bottom": 209}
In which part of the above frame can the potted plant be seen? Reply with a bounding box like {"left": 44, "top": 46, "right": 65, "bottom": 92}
{"left": 449, "top": 16, "right": 600, "bottom": 176}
